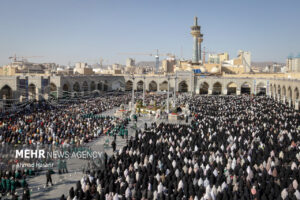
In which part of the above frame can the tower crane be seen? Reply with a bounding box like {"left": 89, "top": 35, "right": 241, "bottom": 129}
{"left": 201, "top": 47, "right": 216, "bottom": 65}
{"left": 8, "top": 54, "right": 44, "bottom": 63}
{"left": 118, "top": 49, "right": 174, "bottom": 73}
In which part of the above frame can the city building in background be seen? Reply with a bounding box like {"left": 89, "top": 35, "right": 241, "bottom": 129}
{"left": 162, "top": 56, "right": 176, "bottom": 73}
{"left": 126, "top": 58, "right": 135, "bottom": 67}
{"left": 74, "top": 62, "right": 94, "bottom": 75}
{"left": 287, "top": 54, "right": 300, "bottom": 72}
{"left": 0, "top": 60, "right": 57, "bottom": 76}
{"left": 221, "top": 51, "right": 252, "bottom": 74}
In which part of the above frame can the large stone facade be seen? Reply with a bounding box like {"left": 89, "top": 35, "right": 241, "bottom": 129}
{"left": 1, "top": 72, "right": 300, "bottom": 109}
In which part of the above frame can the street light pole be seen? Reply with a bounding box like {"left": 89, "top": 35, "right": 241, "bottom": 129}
{"left": 143, "top": 76, "right": 145, "bottom": 106}
{"left": 131, "top": 73, "right": 135, "bottom": 113}
{"left": 174, "top": 72, "right": 177, "bottom": 107}
{"left": 167, "top": 74, "right": 170, "bottom": 113}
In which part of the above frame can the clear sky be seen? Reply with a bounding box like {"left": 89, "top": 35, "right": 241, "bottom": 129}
{"left": 0, "top": 0, "right": 299, "bottom": 66}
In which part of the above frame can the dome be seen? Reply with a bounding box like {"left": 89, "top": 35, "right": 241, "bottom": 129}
{"left": 211, "top": 67, "right": 219, "bottom": 73}
{"left": 199, "top": 67, "right": 207, "bottom": 73}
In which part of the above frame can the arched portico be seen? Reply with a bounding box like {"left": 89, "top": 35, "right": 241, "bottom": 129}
{"left": 149, "top": 81, "right": 158, "bottom": 92}
{"left": 256, "top": 82, "right": 266, "bottom": 95}
{"left": 90, "top": 81, "right": 96, "bottom": 91}
{"left": 98, "top": 82, "right": 103, "bottom": 91}
{"left": 226, "top": 82, "right": 237, "bottom": 95}
{"left": 28, "top": 84, "right": 37, "bottom": 100}
{"left": 0, "top": 85, "right": 12, "bottom": 100}
{"left": 137, "top": 81, "right": 144, "bottom": 91}
{"left": 241, "top": 82, "right": 251, "bottom": 95}
{"left": 62, "top": 84, "right": 69, "bottom": 98}
{"left": 212, "top": 82, "right": 222, "bottom": 95}
{"left": 73, "top": 82, "right": 81, "bottom": 97}
{"left": 125, "top": 80, "right": 133, "bottom": 91}
{"left": 159, "top": 81, "right": 168, "bottom": 91}
{"left": 73, "top": 82, "right": 80, "bottom": 92}
{"left": 49, "top": 83, "right": 57, "bottom": 99}
{"left": 178, "top": 81, "right": 188, "bottom": 93}
{"left": 103, "top": 80, "right": 108, "bottom": 91}
{"left": 83, "top": 81, "right": 89, "bottom": 96}
{"left": 199, "top": 82, "right": 209, "bottom": 94}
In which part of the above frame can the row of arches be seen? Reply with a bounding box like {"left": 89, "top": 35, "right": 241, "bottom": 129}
{"left": 270, "top": 84, "right": 299, "bottom": 102}
{"left": 18, "top": 81, "right": 111, "bottom": 100}
{"left": 59, "top": 81, "right": 108, "bottom": 98}
{"left": 125, "top": 80, "right": 189, "bottom": 92}
{"left": 0, "top": 80, "right": 111, "bottom": 101}
{"left": 0, "top": 83, "right": 38, "bottom": 102}
{"left": 0, "top": 85, "right": 12, "bottom": 100}
{"left": 198, "top": 82, "right": 253, "bottom": 95}
{"left": 0, "top": 81, "right": 259, "bottom": 101}
{"left": 198, "top": 81, "right": 268, "bottom": 95}
{"left": 69, "top": 81, "right": 108, "bottom": 93}
{"left": 1, "top": 80, "right": 299, "bottom": 105}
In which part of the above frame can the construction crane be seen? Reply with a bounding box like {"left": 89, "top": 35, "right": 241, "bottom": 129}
{"left": 201, "top": 47, "right": 216, "bottom": 64}
{"left": 118, "top": 49, "right": 174, "bottom": 73}
{"left": 8, "top": 54, "right": 44, "bottom": 63}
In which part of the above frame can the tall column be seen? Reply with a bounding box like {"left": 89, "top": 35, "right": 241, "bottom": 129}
{"left": 131, "top": 74, "right": 135, "bottom": 115}
{"left": 198, "top": 42, "right": 201, "bottom": 61}
{"left": 131, "top": 82, "right": 134, "bottom": 105}
{"left": 198, "top": 34, "right": 203, "bottom": 62}
{"left": 191, "top": 16, "right": 201, "bottom": 64}
{"left": 174, "top": 74, "right": 177, "bottom": 107}
{"left": 190, "top": 71, "right": 194, "bottom": 94}
{"left": 193, "top": 36, "right": 199, "bottom": 63}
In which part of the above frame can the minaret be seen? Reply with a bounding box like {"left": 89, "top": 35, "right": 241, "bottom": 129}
{"left": 191, "top": 16, "right": 201, "bottom": 63}
{"left": 198, "top": 33, "right": 203, "bottom": 62}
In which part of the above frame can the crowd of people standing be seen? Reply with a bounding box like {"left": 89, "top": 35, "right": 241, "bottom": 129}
{"left": 0, "top": 94, "right": 132, "bottom": 199}
{"left": 0, "top": 94, "right": 131, "bottom": 147}
{"left": 62, "top": 95, "right": 300, "bottom": 200}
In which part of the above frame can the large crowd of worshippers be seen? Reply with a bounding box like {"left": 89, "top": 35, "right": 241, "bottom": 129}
{"left": 0, "top": 93, "right": 135, "bottom": 199}
{"left": 0, "top": 94, "right": 132, "bottom": 177}
{"left": 61, "top": 95, "right": 300, "bottom": 200}
{"left": 0, "top": 94, "right": 131, "bottom": 146}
